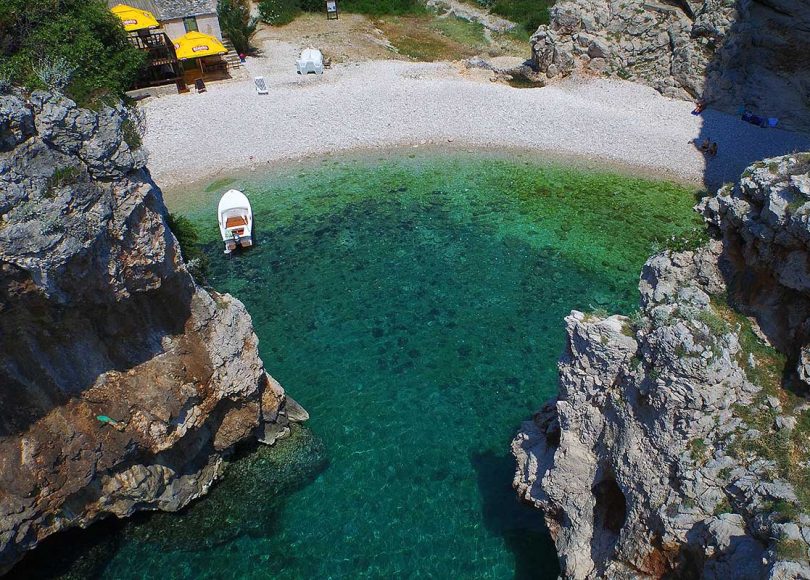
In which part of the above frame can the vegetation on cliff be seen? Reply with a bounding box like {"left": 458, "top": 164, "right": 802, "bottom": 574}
{"left": 166, "top": 213, "right": 210, "bottom": 282}
{"left": 0, "top": 91, "right": 300, "bottom": 574}
{"left": 0, "top": 0, "right": 144, "bottom": 104}
{"left": 515, "top": 154, "right": 810, "bottom": 578}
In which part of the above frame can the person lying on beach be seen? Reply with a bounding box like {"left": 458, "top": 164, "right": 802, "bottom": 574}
{"left": 692, "top": 101, "right": 706, "bottom": 115}
{"left": 742, "top": 110, "right": 769, "bottom": 128}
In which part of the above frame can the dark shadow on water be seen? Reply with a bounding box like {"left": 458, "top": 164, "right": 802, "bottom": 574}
{"left": 7, "top": 517, "right": 125, "bottom": 580}
{"left": 470, "top": 450, "right": 560, "bottom": 580}
{"left": 9, "top": 426, "right": 329, "bottom": 579}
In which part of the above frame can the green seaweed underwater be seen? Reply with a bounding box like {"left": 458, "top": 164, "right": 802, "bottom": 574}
{"left": 14, "top": 151, "right": 703, "bottom": 579}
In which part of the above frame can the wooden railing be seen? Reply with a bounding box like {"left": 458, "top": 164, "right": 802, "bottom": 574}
{"left": 128, "top": 31, "right": 183, "bottom": 89}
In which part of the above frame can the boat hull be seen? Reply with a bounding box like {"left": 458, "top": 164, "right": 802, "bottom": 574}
{"left": 218, "top": 189, "right": 253, "bottom": 254}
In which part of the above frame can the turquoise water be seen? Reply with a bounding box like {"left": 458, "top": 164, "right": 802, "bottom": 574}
{"left": 13, "top": 152, "right": 701, "bottom": 579}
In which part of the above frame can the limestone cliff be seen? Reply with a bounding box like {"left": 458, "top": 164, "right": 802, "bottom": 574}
{"left": 513, "top": 153, "right": 810, "bottom": 578}
{"left": 0, "top": 92, "right": 306, "bottom": 573}
{"left": 530, "top": 0, "right": 810, "bottom": 132}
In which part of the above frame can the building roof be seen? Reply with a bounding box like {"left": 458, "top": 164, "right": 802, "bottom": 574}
{"left": 108, "top": 0, "right": 217, "bottom": 20}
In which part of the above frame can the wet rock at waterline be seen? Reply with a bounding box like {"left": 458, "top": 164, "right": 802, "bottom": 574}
{"left": 0, "top": 92, "right": 305, "bottom": 573}
{"left": 120, "top": 426, "right": 327, "bottom": 553}
{"left": 39, "top": 152, "right": 700, "bottom": 578}
{"left": 9, "top": 426, "right": 327, "bottom": 578}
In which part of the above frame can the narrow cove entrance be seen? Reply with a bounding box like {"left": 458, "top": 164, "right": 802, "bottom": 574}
{"left": 13, "top": 151, "right": 702, "bottom": 579}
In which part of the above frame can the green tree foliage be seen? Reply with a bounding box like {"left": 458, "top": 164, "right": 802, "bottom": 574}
{"left": 217, "top": 0, "right": 258, "bottom": 54}
{"left": 258, "top": 0, "right": 421, "bottom": 25}
{"left": 258, "top": 0, "right": 302, "bottom": 25}
{"left": 0, "top": 0, "right": 145, "bottom": 105}
{"left": 338, "top": 0, "right": 423, "bottom": 15}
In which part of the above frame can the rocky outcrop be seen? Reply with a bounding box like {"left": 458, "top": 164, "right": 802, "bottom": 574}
{"left": 514, "top": 153, "right": 810, "bottom": 578}
{"left": 701, "top": 154, "right": 810, "bottom": 355}
{"left": 530, "top": 0, "right": 810, "bottom": 132}
{"left": 0, "top": 92, "right": 306, "bottom": 573}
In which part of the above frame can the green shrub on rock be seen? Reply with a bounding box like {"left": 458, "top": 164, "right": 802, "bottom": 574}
{"left": 488, "top": 0, "right": 552, "bottom": 34}
{"left": 339, "top": 0, "right": 424, "bottom": 15}
{"left": 166, "top": 213, "right": 210, "bottom": 282}
{"left": 0, "top": 0, "right": 145, "bottom": 105}
{"left": 258, "top": 0, "right": 302, "bottom": 25}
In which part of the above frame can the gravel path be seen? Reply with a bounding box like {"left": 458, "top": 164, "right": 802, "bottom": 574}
{"left": 141, "top": 58, "right": 810, "bottom": 191}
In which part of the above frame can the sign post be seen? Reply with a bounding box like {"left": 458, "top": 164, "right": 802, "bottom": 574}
{"left": 326, "top": 0, "right": 338, "bottom": 19}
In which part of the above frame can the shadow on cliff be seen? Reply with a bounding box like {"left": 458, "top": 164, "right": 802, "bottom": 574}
{"left": 695, "top": 0, "right": 810, "bottom": 190}
{"left": 693, "top": 0, "right": 810, "bottom": 376}
{"left": 470, "top": 451, "right": 560, "bottom": 579}
{"left": 0, "top": 271, "right": 194, "bottom": 438}
{"left": 5, "top": 517, "right": 124, "bottom": 580}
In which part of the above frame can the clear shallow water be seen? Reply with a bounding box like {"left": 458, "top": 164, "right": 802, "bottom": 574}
{"left": 13, "top": 152, "right": 701, "bottom": 579}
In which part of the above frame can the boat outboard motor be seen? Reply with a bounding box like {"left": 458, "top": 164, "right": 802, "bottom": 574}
{"left": 225, "top": 232, "right": 238, "bottom": 253}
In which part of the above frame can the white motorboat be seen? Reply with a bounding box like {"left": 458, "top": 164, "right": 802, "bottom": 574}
{"left": 217, "top": 189, "right": 253, "bottom": 254}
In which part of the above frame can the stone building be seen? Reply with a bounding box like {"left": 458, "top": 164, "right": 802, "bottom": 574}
{"left": 109, "top": 0, "right": 223, "bottom": 41}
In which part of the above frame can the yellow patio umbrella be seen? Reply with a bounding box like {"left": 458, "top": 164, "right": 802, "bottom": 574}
{"left": 173, "top": 31, "right": 228, "bottom": 61}
{"left": 110, "top": 3, "right": 159, "bottom": 32}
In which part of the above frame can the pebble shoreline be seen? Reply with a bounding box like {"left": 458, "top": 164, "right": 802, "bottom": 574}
{"left": 141, "top": 58, "right": 810, "bottom": 191}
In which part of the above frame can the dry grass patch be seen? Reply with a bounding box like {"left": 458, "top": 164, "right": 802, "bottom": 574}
{"left": 378, "top": 14, "right": 528, "bottom": 60}
{"left": 706, "top": 297, "right": 810, "bottom": 516}
{"left": 255, "top": 10, "right": 528, "bottom": 63}
{"left": 254, "top": 13, "right": 398, "bottom": 63}
{"left": 377, "top": 15, "right": 488, "bottom": 61}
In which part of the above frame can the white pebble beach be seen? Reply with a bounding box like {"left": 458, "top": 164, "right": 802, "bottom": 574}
{"left": 142, "top": 49, "right": 810, "bottom": 191}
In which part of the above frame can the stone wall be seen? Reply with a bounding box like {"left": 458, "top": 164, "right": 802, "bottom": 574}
{"left": 0, "top": 91, "right": 305, "bottom": 573}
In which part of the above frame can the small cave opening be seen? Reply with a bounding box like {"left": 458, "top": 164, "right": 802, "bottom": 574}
{"left": 544, "top": 418, "right": 561, "bottom": 448}
{"left": 592, "top": 476, "right": 628, "bottom": 554}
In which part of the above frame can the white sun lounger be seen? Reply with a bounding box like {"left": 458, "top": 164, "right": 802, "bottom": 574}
{"left": 254, "top": 76, "right": 268, "bottom": 95}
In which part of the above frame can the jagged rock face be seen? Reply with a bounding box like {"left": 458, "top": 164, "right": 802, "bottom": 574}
{"left": 514, "top": 154, "right": 810, "bottom": 578}
{"left": 531, "top": 0, "right": 810, "bottom": 132}
{"left": 701, "top": 154, "right": 810, "bottom": 356}
{"left": 0, "top": 92, "right": 305, "bottom": 573}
